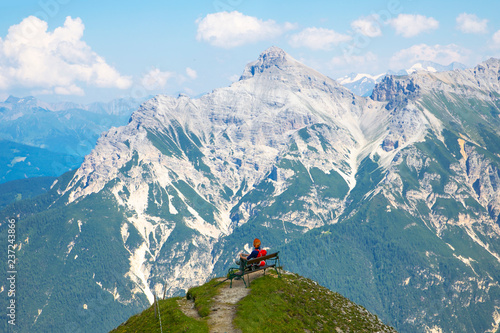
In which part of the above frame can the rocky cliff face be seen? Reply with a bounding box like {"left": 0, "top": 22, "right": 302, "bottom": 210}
{"left": 3, "top": 49, "right": 500, "bottom": 333}
{"left": 372, "top": 58, "right": 500, "bottom": 224}
{"left": 373, "top": 58, "right": 500, "bottom": 102}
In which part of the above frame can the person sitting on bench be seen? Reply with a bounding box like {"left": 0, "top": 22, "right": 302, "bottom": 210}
{"left": 236, "top": 238, "right": 265, "bottom": 271}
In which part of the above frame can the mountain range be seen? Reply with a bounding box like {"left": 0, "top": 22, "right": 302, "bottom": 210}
{"left": 1, "top": 47, "right": 500, "bottom": 333}
{"left": 337, "top": 60, "right": 469, "bottom": 97}
{"left": 0, "top": 95, "right": 147, "bottom": 184}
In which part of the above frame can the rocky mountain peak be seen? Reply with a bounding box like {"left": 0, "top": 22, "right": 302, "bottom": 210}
{"left": 474, "top": 57, "right": 500, "bottom": 81}
{"left": 480, "top": 57, "right": 500, "bottom": 68}
{"left": 4, "top": 95, "right": 20, "bottom": 103}
{"left": 4, "top": 95, "right": 37, "bottom": 104}
{"left": 240, "top": 46, "right": 310, "bottom": 80}
{"left": 237, "top": 46, "right": 346, "bottom": 100}
{"left": 259, "top": 45, "right": 288, "bottom": 62}
{"left": 370, "top": 75, "right": 421, "bottom": 106}
{"left": 1, "top": 95, "right": 55, "bottom": 111}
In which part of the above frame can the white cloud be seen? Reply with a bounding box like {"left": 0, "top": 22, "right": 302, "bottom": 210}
{"left": 0, "top": 69, "right": 8, "bottom": 90}
{"left": 387, "top": 14, "right": 439, "bottom": 38}
{"left": 456, "top": 13, "right": 488, "bottom": 34}
{"left": 140, "top": 67, "right": 197, "bottom": 91}
{"left": 186, "top": 67, "right": 197, "bottom": 80}
{"left": 0, "top": 16, "right": 132, "bottom": 95}
{"left": 492, "top": 30, "right": 500, "bottom": 49}
{"left": 329, "top": 52, "right": 381, "bottom": 77}
{"left": 289, "top": 27, "right": 351, "bottom": 50}
{"left": 228, "top": 74, "right": 240, "bottom": 82}
{"left": 351, "top": 15, "right": 382, "bottom": 38}
{"left": 196, "top": 11, "right": 295, "bottom": 48}
{"left": 331, "top": 51, "right": 378, "bottom": 67}
{"left": 140, "top": 68, "right": 174, "bottom": 90}
{"left": 182, "top": 87, "right": 195, "bottom": 96}
{"left": 54, "top": 84, "right": 85, "bottom": 95}
{"left": 391, "top": 44, "right": 470, "bottom": 69}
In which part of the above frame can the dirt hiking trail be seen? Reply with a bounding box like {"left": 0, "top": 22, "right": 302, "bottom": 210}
{"left": 178, "top": 270, "right": 266, "bottom": 333}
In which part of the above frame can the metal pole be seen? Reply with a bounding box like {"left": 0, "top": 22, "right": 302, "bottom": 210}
{"left": 163, "top": 281, "right": 168, "bottom": 299}
{"left": 158, "top": 295, "right": 163, "bottom": 333}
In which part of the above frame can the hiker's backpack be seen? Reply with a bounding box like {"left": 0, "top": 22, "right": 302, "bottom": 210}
{"left": 257, "top": 249, "right": 267, "bottom": 267}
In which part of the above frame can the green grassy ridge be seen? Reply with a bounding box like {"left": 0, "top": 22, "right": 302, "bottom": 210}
{"left": 111, "top": 278, "right": 224, "bottom": 332}
{"left": 111, "top": 297, "right": 209, "bottom": 333}
{"left": 235, "top": 271, "right": 397, "bottom": 333}
{"left": 111, "top": 271, "right": 396, "bottom": 333}
{"left": 186, "top": 278, "right": 224, "bottom": 317}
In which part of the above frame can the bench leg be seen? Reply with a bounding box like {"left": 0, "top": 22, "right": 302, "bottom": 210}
{"left": 277, "top": 262, "right": 282, "bottom": 278}
{"left": 274, "top": 258, "right": 282, "bottom": 278}
{"left": 242, "top": 276, "right": 247, "bottom": 288}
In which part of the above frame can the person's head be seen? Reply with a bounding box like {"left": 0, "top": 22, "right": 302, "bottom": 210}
{"left": 253, "top": 238, "right": 261, "bottom": 249}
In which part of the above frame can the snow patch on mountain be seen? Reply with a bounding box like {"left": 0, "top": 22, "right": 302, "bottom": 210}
{"left": 337, "top": 73, "right": 386, "bottom": 85}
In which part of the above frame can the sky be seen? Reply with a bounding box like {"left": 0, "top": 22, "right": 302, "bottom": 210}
{"left": 1, "top": 0, "right": 500, "bottom": 103}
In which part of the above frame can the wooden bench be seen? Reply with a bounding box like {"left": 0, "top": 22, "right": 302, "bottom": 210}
{"left": 227, "top": 251, "right": 282, "bottom": 288}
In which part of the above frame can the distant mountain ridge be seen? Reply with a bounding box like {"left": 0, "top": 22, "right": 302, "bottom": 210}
{"left": 1, "top": 95, "right": 149, "bottom": 115}
{"left": 337, "top": 60, "right": 469, "bottom": 96}
{"left": 1, "top": 48, "right": 500, "bottom": 333}
{"left": 0, "top": 95, "right": 148, "bottom": 183}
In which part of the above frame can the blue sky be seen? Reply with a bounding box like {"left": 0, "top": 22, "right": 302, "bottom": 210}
{"left": 1, "top": 0, "right": 499, "bottom": 103}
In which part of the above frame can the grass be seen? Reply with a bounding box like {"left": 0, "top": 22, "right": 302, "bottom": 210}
{"left": 234, "top": 271, "right": 397, "bottom": 333}
{"left": 111, "top": 271, "right": 397, "bottom": 333}
{"left": 186, "top": 278, "right": 226, "bottom": 317}
{"left": 111, "top": 297, "right": 208, "bottom": 333}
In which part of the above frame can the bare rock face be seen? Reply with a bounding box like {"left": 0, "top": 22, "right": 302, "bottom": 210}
{"left": 240, "top": 46, "right": 291, "bottom": 79}
{"left": 370, "top": 58, "right": 500, "bottom": 227}
{"left": 466, "top": 147, "right": 500, "bottom": 222}
{"left": 381, "top": 138, "right": 398, "bottom": 152}
{"left": 373, "top": 58, "right": 500, "bottom": 103}
{"left": 371, "top": 75, "right": 421, "bottom": 108}
{"left": 472, "top": 58, "right": 500, "bottom": 89}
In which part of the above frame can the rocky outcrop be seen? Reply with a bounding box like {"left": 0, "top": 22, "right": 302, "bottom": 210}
{"left": 371, "top": 74, "right": 421, "bottom": 108}
{"left": 465, "top": 145, "right": 500, "bottom": 223}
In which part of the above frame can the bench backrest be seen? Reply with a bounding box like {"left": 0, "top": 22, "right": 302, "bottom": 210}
{"left": 246, "top": 252, "right": 279, "bottom": 265}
